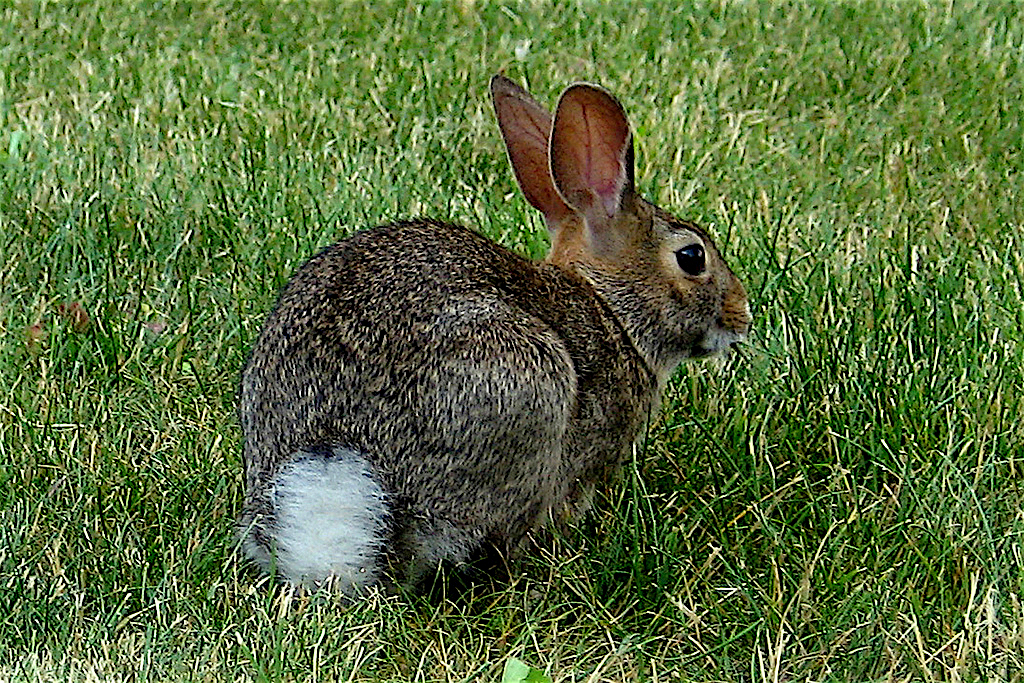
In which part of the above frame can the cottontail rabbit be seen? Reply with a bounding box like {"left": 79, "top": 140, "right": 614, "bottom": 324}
{"left": 238, "top": 75, "right": 751, "bottom": 594}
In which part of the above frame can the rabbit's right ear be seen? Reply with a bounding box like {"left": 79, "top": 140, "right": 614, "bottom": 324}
{"left": 490, "top": 75, "right": 573, "bottom": 228}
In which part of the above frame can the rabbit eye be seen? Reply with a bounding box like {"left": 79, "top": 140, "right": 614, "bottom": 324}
{"left": 675, "top": 244, "right": 705, "bottom": 276}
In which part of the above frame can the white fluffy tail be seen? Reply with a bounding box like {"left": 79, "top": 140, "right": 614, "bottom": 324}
{"left": 244, "top": 448, "right": 389, "bottom": 592}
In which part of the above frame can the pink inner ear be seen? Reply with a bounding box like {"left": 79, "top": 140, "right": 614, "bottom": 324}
{"left": 551, "top": 88, "right": 632, "bottom": 223}
{"left": 593, "top": 175, "right": 624, "bottom": 217}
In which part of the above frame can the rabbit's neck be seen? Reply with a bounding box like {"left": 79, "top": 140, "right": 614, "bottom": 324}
{"left": 575, "top": 265, "right": 683, "bottom": 389}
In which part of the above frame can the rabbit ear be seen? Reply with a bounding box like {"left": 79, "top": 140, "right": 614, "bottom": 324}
{"left": 490, "top": 75, "right": 573, "bottom": 228}
{"left": 550, "top": 84, "right": 636, "bottom": 254}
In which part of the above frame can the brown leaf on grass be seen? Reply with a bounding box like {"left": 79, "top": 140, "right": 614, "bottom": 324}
{"left": 56, "top": 301, "right": 90, "bottom": 333}
{"left": 25, "top": 323, "right": 45, "bottom": 353}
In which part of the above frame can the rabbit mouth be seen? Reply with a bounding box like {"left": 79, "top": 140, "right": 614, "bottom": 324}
{"left": 691, "top": 328, "right": 746, "bottom": 359}
{"left": 689, "top": 345, "right": 719, "bottom": 359}
{"left": 690, "top": 343, "right": 728, "bottom": 360}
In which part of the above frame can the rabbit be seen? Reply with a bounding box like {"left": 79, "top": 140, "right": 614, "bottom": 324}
{"left": 237, "top": 74, "right": 751, "bottom": 595}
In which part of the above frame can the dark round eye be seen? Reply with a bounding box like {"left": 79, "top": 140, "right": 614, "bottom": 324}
{"left": 675, "top": 244, "right": 706, "bottom": 276}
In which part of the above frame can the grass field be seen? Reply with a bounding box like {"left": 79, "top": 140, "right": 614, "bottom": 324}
{"left": 1, "top": 1, "right": 1023, "bottom": 681}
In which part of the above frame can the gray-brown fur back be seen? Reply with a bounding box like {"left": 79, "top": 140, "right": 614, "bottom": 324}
{"left": 239, "top": 219, "right": 654, "bottom": 584}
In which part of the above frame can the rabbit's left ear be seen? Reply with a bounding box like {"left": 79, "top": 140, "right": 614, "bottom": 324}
{"left": 491, "top": 75, "right": 573, "bottom": 230}
{"left": 549, "top": 84, "right": 636, "bottom": 254}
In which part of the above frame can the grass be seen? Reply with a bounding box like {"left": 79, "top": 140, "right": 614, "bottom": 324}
{"left": 1, "top": 0, "right": 1023, "bottom": 680}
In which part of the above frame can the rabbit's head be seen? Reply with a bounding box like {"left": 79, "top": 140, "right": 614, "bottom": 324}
{"left": 491, "top": 76, "right": 751, "bottom": 381}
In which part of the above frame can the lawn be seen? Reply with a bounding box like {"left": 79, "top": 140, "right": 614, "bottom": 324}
{"left": 1, "top": 1, "right": 1022, "bottom": 681}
